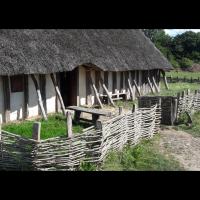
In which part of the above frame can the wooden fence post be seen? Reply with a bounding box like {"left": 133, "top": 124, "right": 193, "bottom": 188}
{"left": 132, "top": 104, "right": 136, "bottom": 113}
{"left": 96, "top": 120, "right": 102, "bottom": 131}
{"left": 119, "top": 106, "right": 123, "bottom": 115}
{"left": 32, "top": 122, "right": 41, "bottom": 142}
{"left": 66, "top": 111, "right": 73, "bottom": 138}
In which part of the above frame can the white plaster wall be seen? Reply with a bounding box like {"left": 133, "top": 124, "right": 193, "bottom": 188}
{"left": 79, "top": 66, "right": 86, "bottom": 106}
{"left": 10, "top": 91, "right": 23, "bottom": 121}
{"left": 28, "top": 75, "right": 39, "bottom": 117}
{"left": 0, "top": 77, "right": 4, "bottom": 121}
{"left": 116, "top": 72, "right": 120, "bottom": 96}
{"left": 122, "top": 72, "right": 126, "bottom": 93}
{"left": 46, "top": 74, "right": 56, "bottom": 114}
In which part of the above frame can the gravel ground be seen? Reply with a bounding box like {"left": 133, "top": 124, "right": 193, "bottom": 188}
{"left": 159, "top": 127, "right": 200, "bottom": 171}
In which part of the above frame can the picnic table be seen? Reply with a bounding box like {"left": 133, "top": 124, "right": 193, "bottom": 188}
{"left": 67, "top": 106, "right": 112, "bottom": 123}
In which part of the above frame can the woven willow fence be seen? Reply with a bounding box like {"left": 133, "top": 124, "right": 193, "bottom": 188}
{"left": 177, "top": 89, "right": 200, "bottom": 117}
{"left": 0, "top": 105, "right": 160, "bottom": 171}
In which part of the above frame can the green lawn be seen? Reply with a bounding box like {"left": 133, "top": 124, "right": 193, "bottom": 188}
{"left": 166, "top": 70, "right": 200, "bottom": 79}
{"left": 157, "top": 82, "right": 200, "bottom": 96}
{"left": 80, "top": 135, "right": 182, "bottom": 171}
{"left": 2, "top": 114, "right": 91, "bottom": 140}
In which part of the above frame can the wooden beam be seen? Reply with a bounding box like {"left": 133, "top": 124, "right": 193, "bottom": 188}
{"left": 32, "top": 122, "right": 41, "bottom": 142}
{"left": 147, "top": 76, "right": 154, "bottom": 94}
{"left": 2, "top": 76, "right": 10, "bottom": 123}
{"left": 39, "top": 74, "right": 47, "bottom": 114}
{"left": 66, "top": 111, "right": 73, "bottom": 138}
{"left": 112, "top": 72, "right": 117, "bottom": 93}
{"left": 152, "top": 76, "right": 159, "bottom": 93}
{"left": 99, "top": 75, "right": 115, "bottom": 107}
{"left": 86, "top": 70, "right": 92, "bottom": 106}
{"left": 128, "top": 77, "right": 134, "bottom": 101}
{"left": 88, "top": 71, "right": 103, "bottom": 109}
{"left": 133, "top": 79, "right": 141, "bottom": 96}
{"left": 50, "top": 73, "right": 66, "bottom": 115}
{"left": 120, "top": 71, "right": 124, "bottom": 92}
{"left": 161, "top": 70, "right": 169, "bottom": 90}
{"left": 23, "top": 74, "right": 29, "bottom": 119}
{"left": 31, "top": 74, "right": 47, "bottom": 120}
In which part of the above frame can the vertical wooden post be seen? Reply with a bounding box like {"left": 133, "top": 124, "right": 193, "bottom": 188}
{"left": 96, "top": 119, "right": 102, "bottom": 130}
{"left": 66, "top": 111, "right": 73, "bottom": 138}
{"left": 23, "top": 74, "right": 29, "bottom": 119}
{"left": 86, "top": 70, "right": 92, "bottom": 106}
{"left": 31, "top": 74, "right": 47, "bottom": 120}
{"left": 50, "top": 73, "right": 66, "bottom": 115}
{"left": 119, "top": 106, "right": 123, "bottom": 115}
{"left": 132, "top": 104, "right": 136, "bottom": 113}
{"left": 2, "top": 76, "right": 10, "bottom": 123}
{"left": 39, "top": 74, "right": 47, "bottom": 114}
{"left": 127, "top": 78, "right": 134, "bottom": 101}
{"left": 32, "top": 122, "right": 41, "bottom": 142}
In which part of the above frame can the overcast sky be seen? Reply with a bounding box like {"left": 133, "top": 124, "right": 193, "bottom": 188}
{"left": 164, "top": 29, "right": 200, "bottom": 37}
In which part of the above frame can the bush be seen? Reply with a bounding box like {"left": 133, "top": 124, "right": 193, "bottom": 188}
{"left": 179, "top": 57, "right": 193, "bottom": 69}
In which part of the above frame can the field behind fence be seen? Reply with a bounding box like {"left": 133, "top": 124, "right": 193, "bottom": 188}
{"left": 0, "top": 105, "right": 160, "bottom": 171}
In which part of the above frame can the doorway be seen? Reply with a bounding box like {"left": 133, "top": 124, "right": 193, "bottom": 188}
{"left": 60, "top": 68, "right": 78, "bottom": 107}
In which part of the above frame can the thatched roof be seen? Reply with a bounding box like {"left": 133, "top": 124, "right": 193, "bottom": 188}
{"left": 0, "top": 29, "right": 172, "bottom": 75}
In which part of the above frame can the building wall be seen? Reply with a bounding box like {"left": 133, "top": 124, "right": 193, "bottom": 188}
{"left": 46, "top": 74, "right": 56, "bottom": 114}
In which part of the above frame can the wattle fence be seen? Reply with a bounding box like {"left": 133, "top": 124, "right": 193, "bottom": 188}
{"left": 0, "top": 105, "right": 160, "bottom": 171}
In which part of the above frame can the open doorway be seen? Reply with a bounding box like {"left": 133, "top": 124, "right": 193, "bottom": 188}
{"left": 60, "top": 68, "right": 78, "bottom": 107}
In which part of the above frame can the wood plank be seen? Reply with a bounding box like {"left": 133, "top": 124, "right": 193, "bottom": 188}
{"left": 95, "top": 70, "right": 100, "bottom": 105}
{"left": 99, "top": 75, "right": 115, "bottom": 107}
{"left": 2, "top": 76, "right": 10, "bottom": 123}
{"left": 88, "top": 70, "right": 103, "bottom": 108}
{"left": 50, "top": 73, "right": 66, "bottom": 115}
{"left": 86, "top": 70, "right": 92, "bottom": 106}
{"left": 162, "top": 71, "right": 169, "bottom": 90}
{"left": 67, "top": 106, "right": 111, "bottom": 116}
{"left": 31, "top": 74, "right": 47, "bottom": 120}
{"left": 112, "top": 72, "right": 117, "bottom": 93}
{"left": 120, "top": 71, "right": 124, "bottom": 92}
{"left": 152, "top": 76, "right": 159, "bottom": 93}
{"left": 23, "top": 74, "right": 29, "bottom": 119}
{"left": 133, "top": 79, "right": 141, "bottom": 96}
{"left": 39, "top": 74, "right": 47, "bottom": 114}
{"left": 66, "top": 111, "right": 73, "bottom": 138}
{"left": 147, "top": 76, "right": 154, "bottom": 93}
{"left": 55, "top": 73, "right": 60, "bottom": 113}
{"left": 128, "top": 77, "right": 134, "bottom": 101}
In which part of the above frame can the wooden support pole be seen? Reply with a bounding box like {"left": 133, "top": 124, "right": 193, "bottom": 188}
{"left": 96, "top": 119, "right": 102, "bottom": 130}
{"left": 23, "top": 75, "right": 29, "bottom": 119}
{"left": 162, "top": 71, "right": 169, "bottom": 90}
{"left": 99, "top": 76, "right": 115, "bottom": 107}
{"left": 66, "top": 111, "right": 73, "bottom": 138}
{"left": 88, "top": 71, "right": 103, "bottom": 109}
{"left": 133, "top": 80, "right": 141, "bottom": 96}
{"left": 152, "top": 76, "right": 159, "bottom": 93}
{"left": 147, "top": 76, "right": 154, "bottom": 94}
{"left": 2, "top": 76, "right": 10, "bottom": 123}
{"left": 50, "top": 73, "right": 66, "bottom": 115}
{"left": 132, "top": 104, "right": 136, "bottom": 113}
{"left": 127, "top": 78, "right": 134, "bottom": 101}
{"left": 119, "top": 106, "right": 123, "bottom": 115}
{"left": 31, "top": 74, "right": 47, "bottom": 120}
{"left": 32, "top": 122, "right": 41, "bottom": 142}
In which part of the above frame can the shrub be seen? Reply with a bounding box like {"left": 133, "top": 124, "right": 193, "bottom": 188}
{"left": 179, "top": 57, "right": 193, "bottom": 69}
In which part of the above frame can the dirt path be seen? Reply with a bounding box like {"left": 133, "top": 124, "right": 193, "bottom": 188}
{"left": 159, "top": 127, "right": 200, "bottom": 171}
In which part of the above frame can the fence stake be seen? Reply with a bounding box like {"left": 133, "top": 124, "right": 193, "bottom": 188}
{"left": 66, "top": 111, "right": 73, "bottom": 138}
{"left": 182, "top": 91, "right": 185, "bottom": 98}
{"left": 119, "top": 106, "right": 123, "bottom": 115}
{"left": 32, "top": 122, "right": 41, "bottom": 142}
{"left": 132, "top": 104, "right": 136, "bottom": 113}
{"left": 96, "top": 120, "right": 102, "bottom": 130}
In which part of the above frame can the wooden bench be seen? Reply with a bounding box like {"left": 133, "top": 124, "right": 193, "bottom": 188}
{"left": 67, "top": 106, "right": 112, "bottom": 123}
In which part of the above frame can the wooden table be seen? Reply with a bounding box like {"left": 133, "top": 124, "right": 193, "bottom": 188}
{"left": 67, "top": 106, "right": 112, "bottom": 123}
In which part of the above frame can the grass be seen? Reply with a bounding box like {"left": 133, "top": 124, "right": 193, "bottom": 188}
{"left": 115, "top": 99, "right": 137, "bottom": 109}
{"left": 2, "top": 114, "right": 91, "bottom": 140}
{"left": 176, "top": 112, "right": 200, "bottom": 138}
{"left": 80, "top": 135, "right": 183, "bottom": 171}
{"left": 166, "top": 70, "right": 200, "bottom": 79}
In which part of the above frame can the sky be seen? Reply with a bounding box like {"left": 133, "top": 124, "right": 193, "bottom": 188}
{"left": 164, "top": 29, "right": 200, "bottom": 37}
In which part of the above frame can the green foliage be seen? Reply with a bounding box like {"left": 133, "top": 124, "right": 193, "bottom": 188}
{"left": 79, "top": 162, "right": 97, "bottom": 171}
{"left": 142, "top": 29, "right": 200, "bottom": 70}
{"left": 166, "top": 70, "right": 200, "bottom": 79}
{"left": 179, "top": 57, "right": 193, "bottom": 69}
{"left": 2, "top": 114, "right": 90, "bottom": 139}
